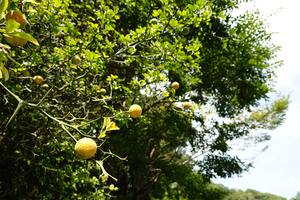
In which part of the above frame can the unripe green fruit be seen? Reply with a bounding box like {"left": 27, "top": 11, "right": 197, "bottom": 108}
{"left": 9, "top": 69, "right": 16, "bottom": 77}
{"left": 21, "top": 70, "right": 30, "bottom": 77}
{"left": 41, "top": 84, "right": 49, "bottom": 89}
{"left": 175, "top": 0, "right": 184, "bottom": 6}
{"left": 182, "top": 27, "right": 189, "bottom": 35}
{"left": 71, "top": 55, "right": 81, "bottom": 65}
{"left": 150, "top": 19, "right": 158, "bottom": 25}
{"left": 100, "top": 88, "right": 106, "bottom": 95}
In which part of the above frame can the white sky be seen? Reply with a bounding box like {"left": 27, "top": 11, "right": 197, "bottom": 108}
{"left": 213, "top": 0, "right": 300, "bottom": 199}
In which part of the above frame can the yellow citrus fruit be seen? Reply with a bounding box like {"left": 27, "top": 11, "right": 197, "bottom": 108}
{"left": 100, "top": 88, "right": 106, "bottom": 95}
{"left": 183, "top": 102, "right": 191, "bottom": 110}
{"left": 71, "top": 55, "right": 81, "bottom": 65}
{"left": 171, "top": 82, "right": 180, "bottom": 90}
{"left": 33, "top": 75, "right": 43, "bottom": 84}
{"left": 129, "top": 104, "right": 142, "bottom": 118}
{"left": 109, "top": 184, "right": 114, "bottom": 191}
{"left": 21, "top": 70, "right": 30, "bottom": 77}
{"left": 6, "top": 10, "right": 27, "bottom": 29}
{"left": 74, "top": 138, "right": 97, "bottom": 159}
{"left": 5, "top": 30, "right": 27, "bottom": 47}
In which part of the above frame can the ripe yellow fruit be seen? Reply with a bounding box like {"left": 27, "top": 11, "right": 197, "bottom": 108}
{"left": 6, "top": 10, "right": 27, "bottom": 29}
{"left": 129, "top": 104, "right": 142, "bottom": 118}
{"left": 100, "top": 88, "right": 106, "bottom": 95}
{"left": 33, "top": 75, "right": 43, "bottom": 84}
{"left": 21, "top": 70, "right": 30, "bottom": 77}
{"left": 71, "top": 55, "right": 81, "bottom": 65}
{"left": 109, "top": 184, "right": 114, "bottom": 191}
{"left": 5, "top": 30, "right": 27, "bottom": 47}
{"left": 171, "top": 82, "right": 180, "bottom": 90}
{"left": 183, "top": 102, "right": 191, "bottom": 110}
{"left": 182, "top": 27, "right": 189, "bottom": 35}
{"left": 74, "top": 138, "right": 97, "bottom": 159}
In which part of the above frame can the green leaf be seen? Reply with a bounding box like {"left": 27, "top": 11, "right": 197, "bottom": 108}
{"left": 0, "top": 63, "right": 9, "bottom": 81}
{"left": 0, "top": 50, "right": 7, "bottom": 62}
{"left": 0, "top": 0, "right": 8, "bottom": 19}
{"left": 99, "top": 130, "right": 106, "bottom": 138}
{"left": 6, "top": 19, "right": 20, "bottom": 33}
{"left": 102, "top": 117, "right": 110, "bottom": 130}
{"left": 4, "top": 32, "right": 39, "bottom": 46}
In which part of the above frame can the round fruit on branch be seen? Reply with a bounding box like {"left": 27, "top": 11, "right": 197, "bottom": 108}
{"left": 33, "top": 75, "right": 43, "bottom": 84}
{"left": 100, "top": 88, "right": 106, "bottom": 95}
{"left": 183, "top": 102, "right": 191, "bottom": 110}
{"left": 21, "top": 70, "right": 30, "bottom": 77}
{"left": 5, "top": 30, "right": 27, "bottom": 47}
{"left": 181, "top": 27, "right": 190, "bottom": 35}
{"left": 171, "top": 82, "right": 180, "bottom": 90}
{"left": 129, "top": 104, "right": 142, "bottom": 118}
{"left": 74, "top": 138, "right": 97, "bottom": 159}
{"left": 71, "top": 55, "right": 81, "bottom": 65}
{"left": 6, "top": 10, "right": 27, "bottom": 29}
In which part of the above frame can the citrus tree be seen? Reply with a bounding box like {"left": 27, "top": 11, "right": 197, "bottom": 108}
{"left": 0, "top": 0, "right": 289, "bottom": 199}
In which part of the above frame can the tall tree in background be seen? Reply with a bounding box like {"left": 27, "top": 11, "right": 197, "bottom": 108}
{"left": 0, "top": 0, "right": 289, "bottom": 199}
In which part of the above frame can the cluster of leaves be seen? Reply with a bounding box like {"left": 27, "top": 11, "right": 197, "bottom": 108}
{"left": 0, "top": 0, "right": 290, "bottom": 199}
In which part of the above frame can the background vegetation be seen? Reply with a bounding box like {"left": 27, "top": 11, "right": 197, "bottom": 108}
{"left": 0, "top": 0, "right": 290, "bottom": 199}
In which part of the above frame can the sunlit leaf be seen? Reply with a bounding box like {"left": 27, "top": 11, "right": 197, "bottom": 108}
{"left": 6, "top": 19, "right": 20, "bottom": 33}
{"left": 24, "top": 0, "right": 39, "bottom": 4}
{"left": 28, "top": 6, "right": 37, "bottom": 13}
{"left": 0, "top": 0, "right": 8, "bottom": 19}
{"left": 99, "top": 130, "right": 106, "bottom": 138}
{"left": 4, "top": 31, "right": 39, "bottom": 46}
{"left": 106, "top": 122, "right": 120, "bottom": 131}
{"left": 0, "top": 50, "right": 8, "bottom": 62}
{"left": 0, "top": 63, "right": 9, "bottom": 81}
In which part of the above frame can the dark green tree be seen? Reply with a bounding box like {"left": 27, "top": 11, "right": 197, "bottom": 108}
{"left": 0, "top": 0, "right": 289, "bottom": 199}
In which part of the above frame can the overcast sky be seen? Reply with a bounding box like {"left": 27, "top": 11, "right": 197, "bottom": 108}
{"left": 213, "top": 0, "right": 300, "bottom": 199}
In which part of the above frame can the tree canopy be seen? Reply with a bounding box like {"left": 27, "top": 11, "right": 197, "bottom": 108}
{"left": 0, "top": 0, "right": 289, "bottom": 199}
{"left": 214, "top": 184, "right": 287, "bottom": 200}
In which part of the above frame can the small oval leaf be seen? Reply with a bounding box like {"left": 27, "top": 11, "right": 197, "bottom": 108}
{"left": 4, "top": 31, "right": 39, "bottom": 46}
{"left": 0, "top": 63, "right": 9, "bottom": 81}
{"left": 0, "top": 0, "right": 8, "bottom": 19}
{"left": 6, "top": 19, "right": 20, "bottom": 33}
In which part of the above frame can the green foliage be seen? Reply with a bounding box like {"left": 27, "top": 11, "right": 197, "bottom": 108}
{"left": 290, "top": 191, "right": 300, "bottom": 200}
{"left": 0, "top": 0, "right": 289, "bottom": 199}
{"left": 213, "top": 184, "right": 287, "bottom": 200}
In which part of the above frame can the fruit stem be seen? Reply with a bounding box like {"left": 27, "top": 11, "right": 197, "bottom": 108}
{"left": 0, "top": 82, "right": 25, "bottom": 127}
{"left": 94, "top": 159, "right": 118, "bottom": 182}
{"left": 61, "top": 124, "right": 77, "bottom": 142}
